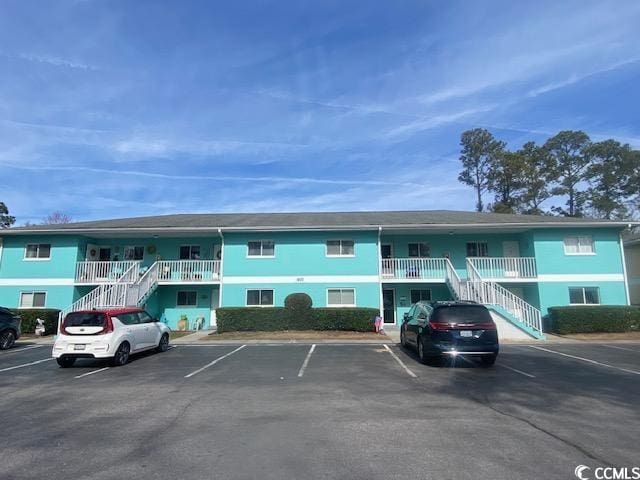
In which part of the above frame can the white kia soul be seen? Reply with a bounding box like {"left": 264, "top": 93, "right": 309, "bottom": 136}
{"left": 53, "top": 308, "right": 171, "bottom": 367}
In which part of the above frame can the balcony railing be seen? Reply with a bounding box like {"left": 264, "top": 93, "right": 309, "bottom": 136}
{"left": 380, "top": 258, "right": 447, "bottom": 281}
{"left": 467, "top": 257, "right": 537, "bottom": 279}
{"left": 157, "top": 260, "right": 221, "bottom": 283}
{"left": 75, "top": 261, "right": 141, "bottom": 284}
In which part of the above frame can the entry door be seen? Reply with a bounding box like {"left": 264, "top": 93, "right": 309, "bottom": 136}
{"left": 381, "top": 244, "right": 393, "bottom": 259}
{"left": 382, "top": 289, "right": 395, "bottom": 324}
{"left": 502, "top": 241, "right": 520, "bottom": 277}
{"left": 381, "top": 244, "right": 393, "bottom": 277}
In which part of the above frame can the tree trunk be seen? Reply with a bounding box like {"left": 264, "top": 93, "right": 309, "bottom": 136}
{"left": 475, "top": 171, "right": 483, "bottom": 212}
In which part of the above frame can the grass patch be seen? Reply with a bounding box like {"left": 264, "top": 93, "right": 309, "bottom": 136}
{"left": 170, "top": 331, "right": 194, "bottom": 340}
{"left": 553, "top": 331, "right": 640, "bottom": 341}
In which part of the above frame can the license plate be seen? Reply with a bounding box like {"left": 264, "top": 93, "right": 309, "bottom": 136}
{"left": 73, "top": 344, "right": 86, "bottom": 351}
{"left": 460, "top": 330, "right": 473, "bottom": 338}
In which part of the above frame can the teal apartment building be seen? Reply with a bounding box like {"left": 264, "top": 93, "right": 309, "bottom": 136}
{"left": 0, "top": 211, "right": 633, "bottom": 339}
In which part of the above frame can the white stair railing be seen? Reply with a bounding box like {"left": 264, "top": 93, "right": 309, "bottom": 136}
{"left": 444, "top": 258, "right": 464, "bottom": 299}
{"left": 125, "top": 261, "right": 160, "bottom": 306}
{"left": 466, "top": 259, "right": 542, "bottom": 335}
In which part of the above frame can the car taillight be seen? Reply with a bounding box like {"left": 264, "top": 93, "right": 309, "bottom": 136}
{"left": 429, "top": 321, "right": 451, "bottom": 331}
{"left": 102, "top": 316, "right": 114, "bottom": 334}
{"left": 60, "top": 319, "right": 68, "bottom": 335}
{"left": 473, "top": 322, "right": 497, "bottom": 330}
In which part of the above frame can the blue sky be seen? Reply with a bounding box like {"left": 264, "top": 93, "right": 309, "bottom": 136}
{"left": 1, "top": 0, "right": 639, "bottom": 224}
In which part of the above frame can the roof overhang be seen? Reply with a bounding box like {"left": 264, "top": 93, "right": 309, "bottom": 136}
{"left": 1, "top": 221, "right": 636, "bottom": 237}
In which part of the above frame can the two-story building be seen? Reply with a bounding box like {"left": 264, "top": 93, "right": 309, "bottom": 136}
{"left": 0, "top": 210, "right": 633, "bottom": 339}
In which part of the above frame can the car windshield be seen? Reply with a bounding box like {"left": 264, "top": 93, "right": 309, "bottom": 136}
{"left": 432, "top": 306, "right": 492, "bottom": 324}
{"left": 64, "top": 312, "right": 107, "bottom": 327}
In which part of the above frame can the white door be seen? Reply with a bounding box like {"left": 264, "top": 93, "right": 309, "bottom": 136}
{"left": 210, "top": 288, "right": 220, "bottom": 328}
{"left": 502, "top": 241, "right": 520, "bottom": 277}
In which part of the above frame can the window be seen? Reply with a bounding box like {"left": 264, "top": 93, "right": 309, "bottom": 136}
{"left": 24, "top": 243, "right": 51, "bottom": 260}
{"left": 410, "top": 289, "right": 432, "bottom": 304}
{"left": 408, "top": 242, "right": 429, "bottom": 258}
{"left": 177, "top": 291, "right": 198, "bottom": 307}
{"left": 115, "top": 313, "right": 140, "bottom": 325}
{"left": 19, "top": 291, "right": 46, "bottom": 308}
{"left": 564, "top": 236, "right": 594, "bottom": 255}
{"left": 179, "top": 245, "right": 201, "bottom": 260}
{"left": 466, "top": 242, "right": 489, "bottom": 257}
{"left": 137, "top": 311, "right": 154, "bottom": 323}
{"left": 569, "top": 287, "right": 600, "bottom": 305}
{"left": 326, "top": 240, "right": 355, "bottom": 256}
{"left": 124, "top": 246, "right": 144, "bottom": 261}
{"left": 327, "top": 288, "right": 356, "bottom": 307}
{"left": 246, "top": 289, "right": 274, "bottom": 306}
{"left": 247, "top": 241, "right": 275, "bottom": 257}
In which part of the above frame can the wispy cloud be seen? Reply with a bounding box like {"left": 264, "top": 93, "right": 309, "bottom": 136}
{"left": 5, "top": 52, "right": 101, "bottom": 71}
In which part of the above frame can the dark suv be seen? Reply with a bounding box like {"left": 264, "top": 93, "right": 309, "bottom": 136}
{"left": 400, "top": 301, "right": 498, "bottom": 366}
{"left": 0, "top": 307, "right": 22, "bottom": 350}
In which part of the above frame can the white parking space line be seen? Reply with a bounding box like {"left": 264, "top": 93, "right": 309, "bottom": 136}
{"left": 297, "top": 344, "right": 316, "bottom": 377}
{"left": 497, "top": 363, "right": 536, "bottom": 378}
{"left": 0, "top": 345, "right": 44, "bottom": 356}
{"left": 601, "top": 344, "right": 638, "bottom": 353}
{"left": 383, "top": 345, "right": 417, "bottom": 378}
{"left": 184, "top": 345, "right": 246, "bottom": 378}
{"left": 74, "top": 367, "right": 110, "bottom": 379}
{"left": 0, "top": 357, "right": 54, "bottom": 373}
{"left": 528, "top": 346, "right": 640, "bottom": 376}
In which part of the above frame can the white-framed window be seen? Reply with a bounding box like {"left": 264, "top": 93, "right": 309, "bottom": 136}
{"left": 408, "top": 242, "right": 429, "bottom": 258}
{"left": 179, "top": 245, "right": 201, "bottom": 260}
{"left": 564, "top": 236, "right": 594, "bottom": 255}
{"left": 466, "top": 241, "right": 489, "bottom": 257}
{"left": 247, "top": 240, "right": 275, "bottom": 257}
{"left": 124, "top": 246, "right": 144, "bottom": 261}
{"left": 24, "top": 243, "right": 51, "bottom": 260}
{"left": 176, "top": 291, "right": 198, "bottom": 307}
{"left": 19, "top": 291, "right": 46, "bottom": 308}
{"left": 326, "top": 239, "right": 355, "bottom": 257}
{"left": 410, "top": 289, "right": 432, "bottom": 304}
{"left": 569, "top": 287, "right": 600, "bottom": 305}
{"left": 327, "top": 288, "right": 356, "bottom": 307}
{"left": 246, "top": 289, "right": 274, "bottom": 306}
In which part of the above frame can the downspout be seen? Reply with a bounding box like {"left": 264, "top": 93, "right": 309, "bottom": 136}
{"left": 620, "top": 229, "right": 631, "bottom": 305}
{"left": 377, "top": 226, "right": 384, "bottom": 321}
{"left": 216, "top": 228, "right": 225, "bottom": 328}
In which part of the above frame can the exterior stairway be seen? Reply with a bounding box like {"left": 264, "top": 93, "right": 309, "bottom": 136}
{"left": 59, "top": 262, "right": 160, "bottom": 321}
{"left": 444, "top": 258, "right": 544, "bottom": 339}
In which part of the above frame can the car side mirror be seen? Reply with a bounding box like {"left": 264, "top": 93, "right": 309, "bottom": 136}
{"left": 403, "top": 313, "right": 410, "bottom": 321}
{"left": 417, "top": 314, "right": 427, "bottom": 320}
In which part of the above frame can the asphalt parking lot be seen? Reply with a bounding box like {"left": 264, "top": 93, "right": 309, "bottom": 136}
{"left": 1, "top": 341, "right": 639, "bottom": 480}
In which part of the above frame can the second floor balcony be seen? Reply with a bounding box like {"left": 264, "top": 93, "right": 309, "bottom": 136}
{"left": 466, "top": 257, "right": 537, "bottom": 280}
{"left": 380, "top": 258, "right": 448, "bottom": 281}
{"left": 75, "top": 260, "right": 221, "bottom": 284}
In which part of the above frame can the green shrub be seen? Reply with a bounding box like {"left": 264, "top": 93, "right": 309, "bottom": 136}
{"left": 284, "top": 293, "right": 313, "bottom": 312}
{"left": 217, "top": 306, "right": 379, "bottom": 333}
{"left": 11, "top": 309, "right": 61, "bottom": 335}
{"left": 217, "top": 307, "right": 289, "bottom": 332}
{"left": 547, "top": 306, "right": 640, "bottom": 334}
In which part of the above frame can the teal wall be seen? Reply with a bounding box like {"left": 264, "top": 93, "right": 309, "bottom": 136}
{"left": 222, "top": 282, "right": 380, "bottom": 309}
{"left": 537, "top": 281, "right": 627, "bottom": 314}
{"left": 80, "top": 236, "right": 222, "bottom": 266}
{"left": 0, "top": 285, "right": 75, "bottom": 310}
{"left": 532, "top": 229, "right": 624, "bottom": 274}
{"left": 383, "top": 283, "right": 453, "bottom": 324}
{"left": 223, "top": 231, "right": 379, "bottom": 276}
{"left": 0, "top": 235, "right": 82, "bottom": 278}
{"left": 144, "top": 285, "right": 217, "bottom": 330}
{"left": 380, "top": 233, "right": 531, "bottom": 278}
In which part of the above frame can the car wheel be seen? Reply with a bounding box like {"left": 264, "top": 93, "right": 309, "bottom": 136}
{"left": 0, "top": 330, "right": 16, "bottom": 350}
{"left": 56, "top": 357, "right": 76, "bottom": 368}
{"left": 480, "top": 354, "right": 497, "bottom": 367}
{"left": 417, "top": 336, "right": 428, "bottom": 364}
{"left": 400, "top": 329, "right": 407, "bottom": 348}
{"left": 157, "top": 333, "right": 170, "bottom": 353}
{"left": 112, "top": 342, "right": 131, "bottom": 366}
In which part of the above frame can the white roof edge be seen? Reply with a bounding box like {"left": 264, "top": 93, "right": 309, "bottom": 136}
{"left": 1, "top": 221, "right": 636, "bottom": 235}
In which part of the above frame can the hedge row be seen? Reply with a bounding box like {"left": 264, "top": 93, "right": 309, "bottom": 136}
{"left": 216, "top": 307, "right": 379, "bottom": 332}
{"left": 547, "top": 306, "right": 640, "bottom": 334}
{"left": 11, "top": 309, "right": 61, "bottom": 335}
